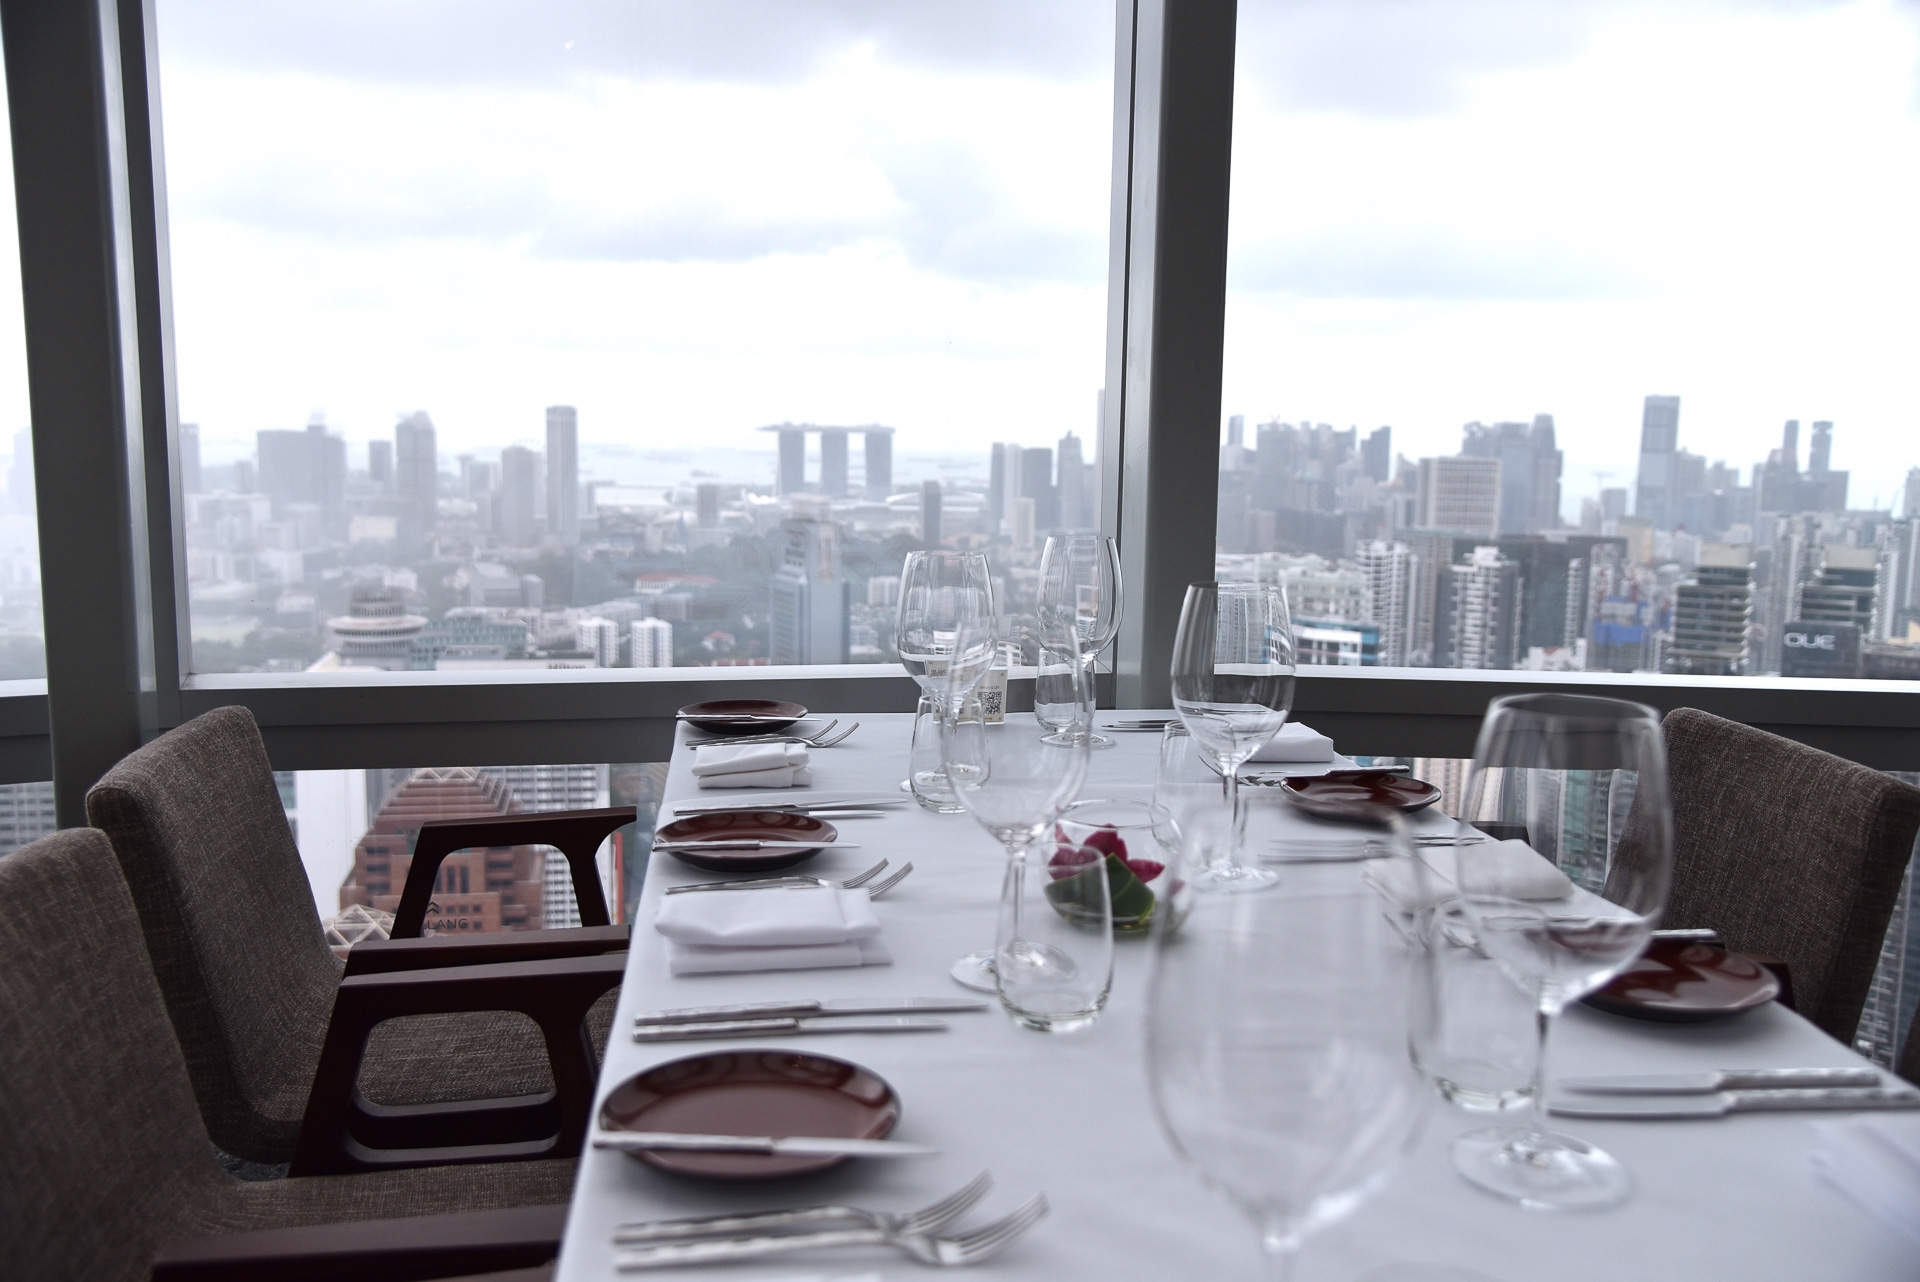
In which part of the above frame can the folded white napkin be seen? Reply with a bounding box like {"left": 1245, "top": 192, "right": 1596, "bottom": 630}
{"left": 1811, "top": 1117, "right": 1920, "bottom": 1243}
{"left": 692, "top": 741, "right": 813, "bottom": 790}
{"left": 1365, "top": 838, "right": 1576, "bottom": 912}
{"left": 655, "top": 886, "right": 891, "bottom": 976}
{"left": 1247, "top": 721, "right": 1336, "bottom": 763}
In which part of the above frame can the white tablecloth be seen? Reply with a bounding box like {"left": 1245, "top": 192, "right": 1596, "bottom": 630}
{"left": 555, "top": 714, "right": 1920, "bottom": 1281}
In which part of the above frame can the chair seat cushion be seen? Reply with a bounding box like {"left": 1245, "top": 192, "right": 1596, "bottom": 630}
{"left": 355, "top": 991, "right": 619, "bottom": 1107}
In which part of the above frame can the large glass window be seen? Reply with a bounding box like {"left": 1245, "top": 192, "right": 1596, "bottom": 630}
{"left": 155, "top": 2, "right": 1114, "bottom": 675}
{"left": 1219, "top": 0, "right": 1920, "bottom": 681}
{"left": 0, "top": 66, "right": 44, "bottom": 682}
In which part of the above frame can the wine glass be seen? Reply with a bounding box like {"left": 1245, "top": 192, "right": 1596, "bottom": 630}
{"left": 940, "top": 644, "right": 1093, "bottom": 997}
{"left": 896, "top": 551, "right": 995, "bottom": 807}
{"left": 1037, "top": 534, "right": 1123, "bottom": 749}
{"left": 1448, "top": 693, "right": 1672, "bottom": 1211}
{"left": 1169, "top": 581, "right": 1295, "bottom": 890}
{"left": 1147, "top": 810, "right": 1433, "bottom": 1281}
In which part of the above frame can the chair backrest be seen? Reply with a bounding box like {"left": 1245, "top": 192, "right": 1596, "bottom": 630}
{"left": 0, "top": 828, "right": 231, "bottom": 1282}
{"left": 1657, "top": 707, "right": 1920, "bottom": 1043}
{"left": 85, "top": 705, "right": 343, "bottom": 1163}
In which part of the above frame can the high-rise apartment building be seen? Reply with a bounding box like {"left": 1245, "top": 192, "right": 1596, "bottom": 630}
{"left": 545, "top": 405, "right": 579, "bottom": 543}
{"left": 394, "top": 411, "right": 439, "bottom": 545}
{"left": 921, "top": 479, "right": 942, "bottom": 548}
{"left": 1361, "top": 426, "right": 1391, "bottom": 483}
{"left": 1008, "top": 495, "right": 1037, "bottom": 551}
{"left": 1415, "top": 456, "right": 1500, "bottom": 537}
{"left": 631, "top": 616, "right": 674, "bottom": 668}
{"left": 497, "top": 445, "right": 539, "bottom": 546}
{"left": 576, "top": 616, "right": 619, "bottom": 667}
{"left": 1433, "top": 545, "right": 1522, "bottom": 670}
{"left": 1903, "top": 469, "right": 1920, "bottom": 521}
{"left": 769, "top": 511, "right": 848, "bottom": 665}
{"left": 1021, "top": 447, "right": 1057, "bottom": 531}
{"left": 989, "top": 443, "right": 1016, "bottom": 529}
{"left": 1662, "top": 542, "right": 1754, "bottom": 676}
{"left": 367, "top": 439, "right": 392, "bottom": 491}
{"left": 1461, "top": 416, "right": 1561, "bottom": 535}
{"left": 1800, "top": 545, "right": 1879, "bottom": 633}
{"left": 480, "top": 763, "right": 610, "bottom": 930}
{"left": 1057, "top": 432, "right": 1087, "bottom": 530}
{"left": 1354, "top": 539, "right": 1418, "bottom": 667}
{"left": 1633, "top": 394, "right": 1681, "bottom": 529}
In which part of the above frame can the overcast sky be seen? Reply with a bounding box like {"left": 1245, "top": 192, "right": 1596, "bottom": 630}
{"left": 2, "top": 0, "right": 1917, "bottom": 514}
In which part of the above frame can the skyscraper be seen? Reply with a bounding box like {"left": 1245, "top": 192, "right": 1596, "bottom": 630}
{"left": 1663, "top": 542, "right": 1754, "bottom": 676}
{"left": 256, "top": 420, "right": 346, "bottom": 535}
{"left": 769, "top": 513, "right": 848, "bottom": 665}
{"left": 1433, "top": 545, "right": 1522, "bottom": 670}
{"left": 920, "top": 479, "right": 942, "bottom": 548}
{"left": 545, "top": 405, "right": 579, "bottom": 543}
{"left": 1633, "top": 395, "right": 1681, "bottom": 529}
{"left": 1361, "top": 426, "right": 1391, "bottom": 483}
{"left": 576, "top": 616, "right": 619, "bottom": 667}
{"left": 497, "top": 445, "right": 538, "bottom": 546}
{"left": 695, "top": 482, "right": 721, "bottom": 528}
{"left": 819, "top": 429, "right": 850, "bottom": 497}
{"left": 1020, "top": 447, "right": 1057, "bottom": 530}
{"left": 178, "top": 421, "right": 202, "bottom": 494}
{"left": 395, "top": 411, "right": 438, "bottom": 545}
{"left": 1354, "top": 539, "right": 1418, "bottom": 667}
{"left": 367, "top": 439, "right": 392, "bottom": 491}
{"left": 1903, "top": 469, "right": 1920, "bottom": 521}
{"left": 1461, "top": 417, "right": 1562, "bottom": 535}
{"left": 1415, "top": 456, "right": 1500, "bottom": 536}
{"left": 1056, "top": 431, "right": 1087, "bottom": 530}
{"left": 864, "top": 428, "right": 893, "bottom": 500}
{"left": 631, "top": 617, "right": 674, "bottom": 668}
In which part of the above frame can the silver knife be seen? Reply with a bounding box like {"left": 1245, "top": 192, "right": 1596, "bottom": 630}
{"left": 1558, "top": 1068, "right": 1882, "bottom": 1095}
{"left": 632, "top": 1015, "right": 949, "bottom": 1042}
{"left": 594, "top": 1131, "right": 937, "bottom": 1157}
{"left": 636, "top": 996, "right": 989, "bottom": 1025}
{"left": 652, "top": 841, "right": 863, "bottom": 852}
{"left": 1549, "top": 1087, "right": 1920, "bottom": 1119}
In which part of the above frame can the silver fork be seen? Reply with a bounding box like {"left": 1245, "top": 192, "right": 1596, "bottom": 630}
{"left": 612, "top": 1170, "right": 991, "bottom": 1245}
{"left": 665, "top": 859, "right": 889, "bottom": 895}
{"left": 614, "top": 1192, "right": 1049, "bottom": 1270}
{"left": 864, "top": 862, "right": 914, "bottom": 897}
{"left": 689, "top": 720, "right": 858, "bottom": 748}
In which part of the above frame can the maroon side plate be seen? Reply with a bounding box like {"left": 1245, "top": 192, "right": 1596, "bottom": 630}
{"left": 1279, "top": 774, "right": 1443, "bottom": 822}
{"left": 654, "top": 811, "right": 836, "bottom": 873}
{"left": 680, "top": 699, "right": 809, "bottom": 734}
{"left": 1583, "top": 938, "right": 1781, "bottom": 1023}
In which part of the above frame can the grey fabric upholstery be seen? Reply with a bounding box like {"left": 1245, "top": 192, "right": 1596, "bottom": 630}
{"left": 84, "top": 705, "right": 604, "bottom": 1161}
{"left": 1656, "top": 708, "right": 1920, "bottom": 1043}
{"left": 0, "top": 829, "right": 575, "bottom": 1282}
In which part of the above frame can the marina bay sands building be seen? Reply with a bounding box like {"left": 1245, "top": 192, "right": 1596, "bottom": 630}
{"left": 760, "top": 424, "right": 896, "bottom": 499}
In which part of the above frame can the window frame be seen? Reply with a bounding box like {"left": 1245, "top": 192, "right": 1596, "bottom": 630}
{"left": 2, "top": 0, "right": 1917, "bottom": 822}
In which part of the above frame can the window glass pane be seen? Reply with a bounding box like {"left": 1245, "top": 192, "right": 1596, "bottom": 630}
{"left": 288, "top": 762, "right": 665, "bottom": 944}
{"left": 155, "top": 2, "right": 1113, "bottom": 675}
{"left": 1222, "top": 1, "right": 1920, "bottom": 681}
{"left": 0, "top": 66, "right": 45, "bottom": 680}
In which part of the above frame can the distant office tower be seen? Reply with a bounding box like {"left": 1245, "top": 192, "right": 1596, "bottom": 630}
{"left": 481, "top": 763, "right": 609, "bottom": 930}
{"left": 1020, "top": 448, "right": 1057, "bottom": 530}
{"left": 921, "top": 479, "right": 942, "bottom": 548}
{"left": 1799, "top": 545, "right": 1879, "bottom": 633}
{"left": 497, "top": 445, "right": 539, "bottom": 546}
{"left": 1634, "top": 395, "right": 1681, "bottom": 529}
{"left": 1361, "top": 426, "right": 1391, "bottom": 483}
{"left": 1461, "top": 417, "right": 1561, "bottom": 534}
{"left": 1056, "top": 432, "right": 1087, "bottom": 530}
{"left": 368, "top": 439, "right": 392, "bottom": 491}
{"left": 865, "top": 428, "right": 893, "bottom": 500}
{"left": 1881, "top": 518, "right": 1920, "bottom": 640}
{"left": 769, "top": 514, "right": 849, "bottom": 665}
{"left": 1415, "top": 456, "right": 1500, "bottom": 537}
{"left": 395, "top": 411, "right": 438, "bottom": 544}
{"left": 1226, "top": 414, "right": 1244, "bottom": 448}
{"left": 1433, "top": 546, "right": 1522, "bottom": 670}
{"left": 1808, "top": 420, "right": 1832, "bottom": 474}
{"left": 576, "top": 616, "right": 620, "bottom": 667}
{"left": 1903, "top": 470, "right": 1920, "bottom": 520}
{"left": 257, "top": 420, "right": 346, "bottom": 536}
{"left": 178, "top": 421, "right": 202, "bottom": 494}
{"left": 1355, "top": 540, "right": 1418, "bottom": 667}
{"left": 696, "top": 482, "right": 722, "bottom": 528}
{"left": 546, "top": 406, "right": 579, "bottom": 542}
{"left": 1663, "top": 543, "right": 1754, "bottom": 676}
{"left": 1008, "top": 496, "right": 1037, "bottom": 551}
{"left": 989, "top": 443, "right": 1009, "bottom": 527}
{"left": 819, "top": 429, "right": 850, "bottom": 497}
{"left": 770, "top": 425, "right": 806, "bottom": 496}
{"left": 1802, "top": 420, "right": 1850, "bottom": 512}
{"left": 631, "top": 616, "right": 674, "bottom": 668}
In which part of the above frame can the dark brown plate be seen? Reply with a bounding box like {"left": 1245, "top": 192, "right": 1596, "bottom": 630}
{"left": 1583, "top": 938, "right": 1781, "bottom": 1023}
{"left": 1279, "top": 773, "right": 1443, "bottom": 821}
{"left": 680, "top": 699, "right": 809, "bottom": 735}
{"left": 599, "top": 1050, "right": 900, "bottom": 1180}
{"left": 654, "top": 811, "right": 837, "bottom": 873}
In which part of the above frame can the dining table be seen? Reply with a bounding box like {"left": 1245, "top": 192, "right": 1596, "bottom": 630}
{"left": 554, "top": 712, "right": 1920, "bottom": 1281}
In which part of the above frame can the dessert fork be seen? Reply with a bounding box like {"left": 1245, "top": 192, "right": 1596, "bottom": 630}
{"left": 666, "top": 858, "right": 889, "bottom": 895}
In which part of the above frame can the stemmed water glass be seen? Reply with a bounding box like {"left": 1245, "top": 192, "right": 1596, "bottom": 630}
{"left": 1448, "top": 693, "right": 1673, "bottom": 1210}
{"left": 940, "top": 637, "right": 1094, "bottom": 999}
{"left": 1036, "top": 534, "right": 1122, "bottom": 749}
{"left": 895, "top": 551, "right": 995, "bottom": 808}
{"left": 1146, "top": 810, "right": 1433, "bottom": 1281}
{"left": 1168, "top": 581, "right": 1296, "bottom": 890}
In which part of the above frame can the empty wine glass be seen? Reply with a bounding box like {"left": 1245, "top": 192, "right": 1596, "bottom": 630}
{"left": 1169, "top": 581, "right": 1295, "bottom": 890}
{"left": 896, "top": 551, "right": 995, "bottom": 807}
{"left": 1037, "top": 534, "right": 1123, "bottom": 748}
{"left": 1147, "top": 809, "right": 1433, "bottom": 1281}
{"left": 1448, "top": 693, "right": 1673, "bottom": 1211}
{"left": 941, "top": 646, "right": 1093, "bottom": 997}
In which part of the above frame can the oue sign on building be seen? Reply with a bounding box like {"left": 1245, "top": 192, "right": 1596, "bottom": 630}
{"left": 1780, "top": 621, "right": 1862, "bottom": 678}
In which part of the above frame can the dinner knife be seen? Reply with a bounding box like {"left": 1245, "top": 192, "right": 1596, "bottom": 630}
{"left": 1548, "top": 1087, "right": 1920, "bottom": 1119}
{"left": 636, "top": 996, "right": 990, "bottom": 1025}
{"left": 632, "top": 1015, "right": 949, "bottom": 1041}
{"left": 1558, "top": 1068, "right": 1882, "bottom": 1095}
{"left": 593, "top": 1132, "right": 938, "bottom": 1157}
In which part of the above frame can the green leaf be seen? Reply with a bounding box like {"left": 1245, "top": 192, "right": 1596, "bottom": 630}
{"left": 1045, "top": 853, "right": 1156, "bottom": 930}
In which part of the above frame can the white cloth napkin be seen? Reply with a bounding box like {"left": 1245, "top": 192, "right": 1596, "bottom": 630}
{"left": 692, "top": 741, "right": 813, "bottom": 790}
{"left": 1247, "top": 721, "right": 1336, "bottom": 763}
{"left": 1365, "top": 838, "right": 1576, "bottom": 911}
{"left": 1811, "top": 1116, "right": 1920, "bottom": 1243}
{"left": 655, "top": 886, "right": 891, "bottom": 976}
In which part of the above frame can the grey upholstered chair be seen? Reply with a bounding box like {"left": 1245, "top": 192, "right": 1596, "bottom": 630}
{"left": 1653, "top": 707, "right": 1920, "bottom": 1044}
{"left": 85, "top": 705, "right": 620, "bottom": 1170}
{"left": 0, "top": 827, "right": 576, "bottom": 1282}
